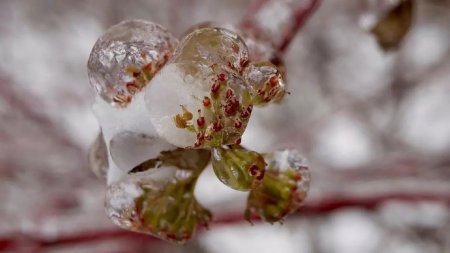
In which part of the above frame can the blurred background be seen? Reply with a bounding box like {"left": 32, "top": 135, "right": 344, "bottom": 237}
{"left": 0, "top": 0, "right": 449, "bottom": 252}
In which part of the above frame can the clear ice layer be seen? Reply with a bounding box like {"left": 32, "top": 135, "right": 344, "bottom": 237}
{"left": 110, "top": 131, "right": 174, "bottom": 172}
{"left": 88, "top": 20, "right": 177, "bottom": 107}
{"left": 87, "top": 20, "right": 308, "bottom": 243}
{"left": 211, "top": 145, "right": 265, "bottom": 191}
{"left": 92, "top": 91, "right": 175, "bottom": 184}
{"left": 243, "top": 61, "right": 287, "bottom": 105}
{"left": 145, "top": 27, "right": 254, "bottom": 148}
{"left": 105, "top": 149, "right": 212, "bottom": 243}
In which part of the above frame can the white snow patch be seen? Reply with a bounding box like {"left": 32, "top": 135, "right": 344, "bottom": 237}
{"left": 145, "top": 63, "right": 209, "bottom": 148}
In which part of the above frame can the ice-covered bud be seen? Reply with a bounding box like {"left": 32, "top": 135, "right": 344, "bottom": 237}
{"left": 105, "top": 148, "right": 211, "bottom": 244}
{"left": 212, "top": 145, "right": 266, "bottom": 191}
{"left": 105, "top": 172, "right": 211, "bottom": 243}
{"left": 145, "top": 27, "right": 253, "bottom": 148}
{"left": 245, "top": 149, "right": 310, "bottom": 223}
{"left": 243, "top": 61, "right": 287, "bottom": 105}
{"left": 88, "top": 20, "right": 177, "bottom": 107}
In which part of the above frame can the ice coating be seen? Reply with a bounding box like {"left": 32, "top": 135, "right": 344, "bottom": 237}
{"left": 88, "top": 131, "right": 109, "bottom": 180}
{"left": 105, "top": 172, "right": 146, "bottom": 229}
{"left": 245, "top": 149, "right": 310, "bottom": 223}
{"left": 145, "top": 27, "right": 254, "bottom": 148}
{"left": 88, "top": 20, "right": 177, "bottom": 107}
{"left": 105, "top": 170, "right": 211, "bottom": 243}
{"left": 109, "top": 131, "right": 174, "bottom": 172}
{"left": 211, "top": 145, "right": 265, "bottom": 191}
{"left": 241, "top": 33, "right": 278, "bottom": 62}
{"left": 105, "top": 167, "right": 177, "bottom": 231}
{"left": 226, "top": 24, "right": 279, "bottom": 63}
{"left": 105, "top": 149, "right": 212, "bottom": 244}
{"left": 243, "top": 61, "right": 287, "bottom": 105}
{"left": 173, "top": 27, "right": 249, "bottom": 74}
{"left": 86, "top": 20, "right": 310, "bottom": 243}
{"left": 92, "top": 91, "right": 176, "bottom": 184}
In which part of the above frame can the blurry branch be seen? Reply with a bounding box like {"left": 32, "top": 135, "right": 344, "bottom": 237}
{"left": 0, "top": 230, "right": 154, "bottom": 252}
{"left": 240, "top": 0, "right": 321, "bottom": 53}
{"left": 3, "top": 152, "right": 450, "bottom": 250}
{"left": 278, "top": 0, "right": 321, "bottom": 53}
{"left": 2, "top": 187, "right": 448, "bottom": 251}
{"left": 0, "top": 76, "right": 82, "bottom": 154}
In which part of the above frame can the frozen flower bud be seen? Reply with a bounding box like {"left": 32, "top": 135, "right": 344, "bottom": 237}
{"left": 212, "top": 145, "right": 266, "bottom": 191}
{"left": 105, "top": 148, "right": 211, "bottom": 244}
{"left": 243, "top": 61, "right": 287, "bottom": 105}
{"left": 145, "top": 27, "right": 253, "bottom": 148}
{"left": 245, "top": 149, "right": 310, "bottom": 223}
{"left": 88, "top": 20, "right": 177, "bottom": 107}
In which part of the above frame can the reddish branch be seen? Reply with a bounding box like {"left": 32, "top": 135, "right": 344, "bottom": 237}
{"left": 240, "top": 0, "right": 321, "bottom": 53}
{"left": 2, "top": 191, "right": 448, "bottom": 251}
{"left": 278, "top": 0, "right": 321, "bottom": 52}
{"left": 0, "top": 230, "right": 154, "bottom": 252}
{"left": 0, "top": 76, "right": 83, "bottom": 153}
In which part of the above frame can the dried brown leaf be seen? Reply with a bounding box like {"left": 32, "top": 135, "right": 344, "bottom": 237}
{"left": 371, "top": 0, "right": 414, "bottom": 51}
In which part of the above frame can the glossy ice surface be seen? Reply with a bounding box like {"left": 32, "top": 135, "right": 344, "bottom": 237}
{"left": 88, "top": 20, "right": 177, "bottom": 107}
{"left": 105, "top": 149, "right": 211, "bottom": 243}
{"left": 145, "top": 28, "right": 253, "bottom": 148}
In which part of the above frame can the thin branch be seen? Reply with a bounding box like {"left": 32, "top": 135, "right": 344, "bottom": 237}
{"left": 1, "top": 190, "right": 448, "bottom": 251}
{"left": 240, "top": 0, "right": 321, "bottom": 53}
{"left": 0, "top": 77, "right": 83, "bottom": 153}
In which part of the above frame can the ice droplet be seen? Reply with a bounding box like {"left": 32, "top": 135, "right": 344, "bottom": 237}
{"left": 145, "top": 27, "right": 253, "bottom": 148}
{"left": 243, "top": 61, "right": 287, "bottom": 105}
{"left": 88, "top": 20, "right": 177, "bottom": 107}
